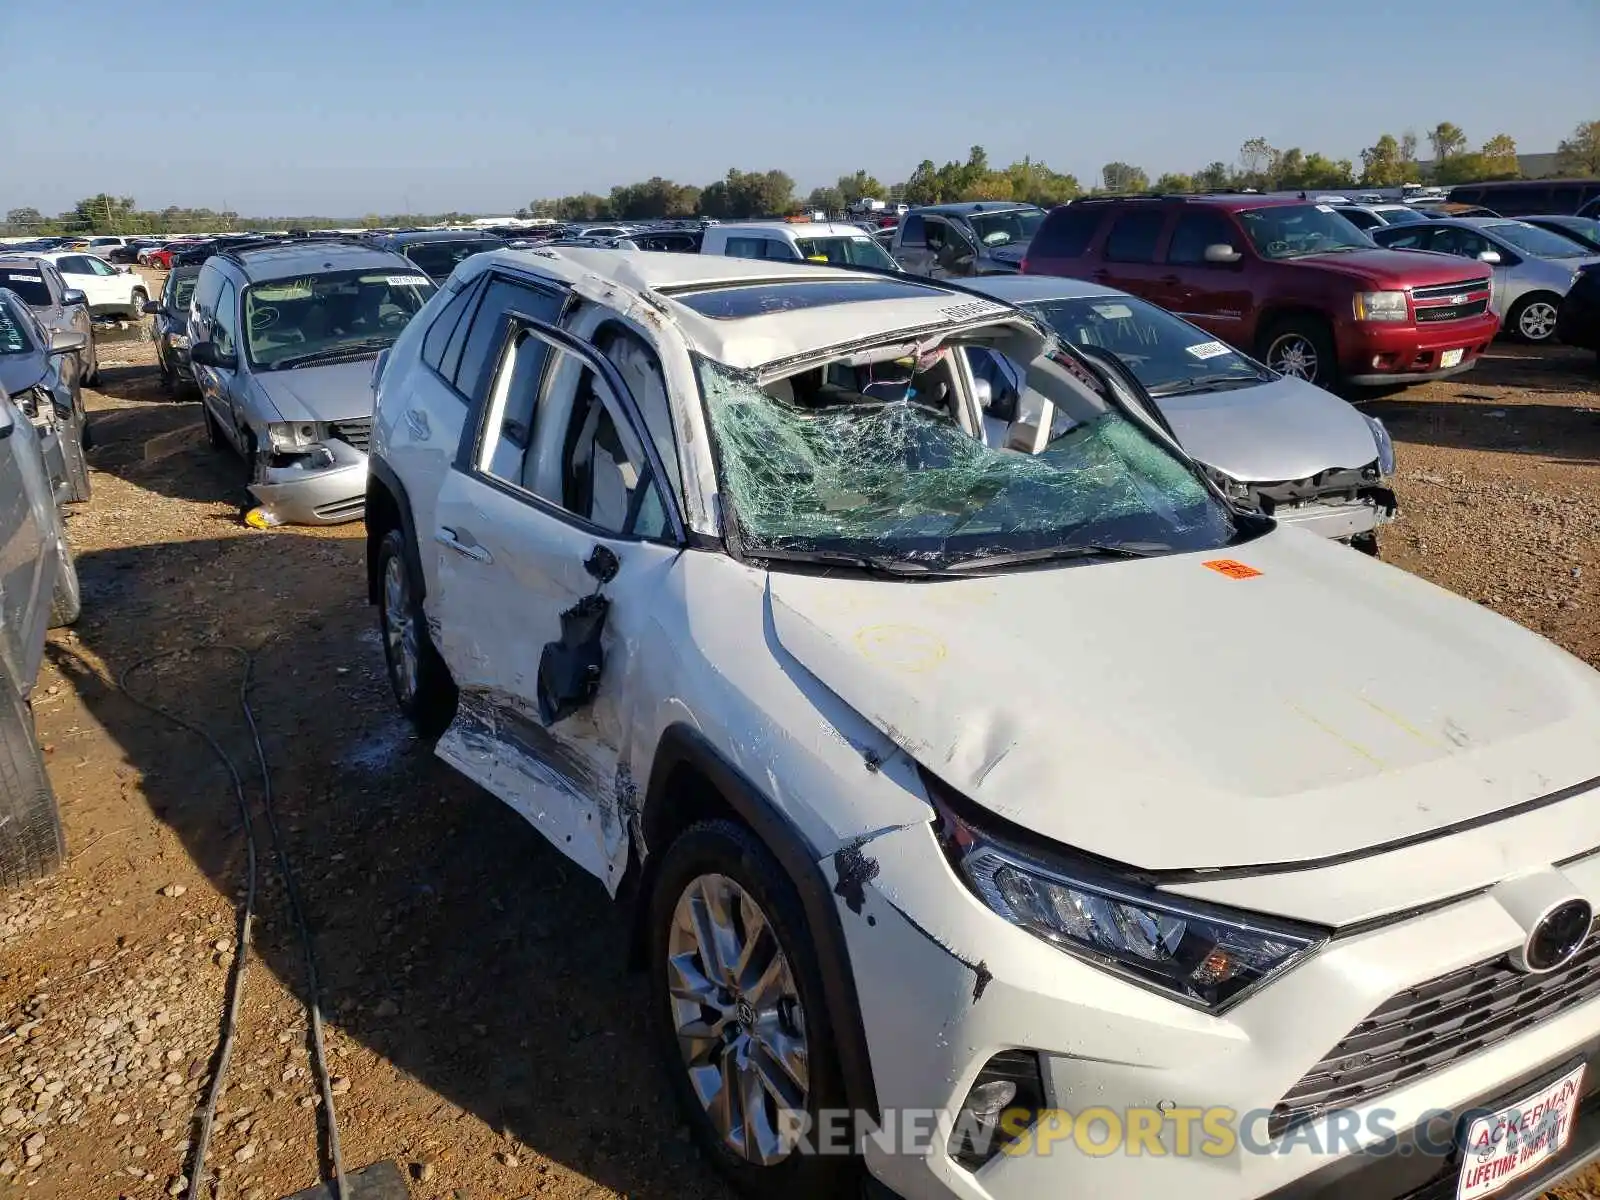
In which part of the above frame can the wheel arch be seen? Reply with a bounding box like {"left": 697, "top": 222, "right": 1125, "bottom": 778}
{"left": 625, "top": 722, "right": 882, "bottom": 1123}
{"left": 364, "top": 458, "right": 422, "bottom": 607}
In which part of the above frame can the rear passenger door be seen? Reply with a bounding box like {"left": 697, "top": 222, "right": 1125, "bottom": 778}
{"left": 430, "top": 314, "right": 684, "bottom": 891}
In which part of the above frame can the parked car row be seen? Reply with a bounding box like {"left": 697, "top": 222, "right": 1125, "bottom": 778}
{"left": 0, "top": 287, "right": 90, "bottom": 887}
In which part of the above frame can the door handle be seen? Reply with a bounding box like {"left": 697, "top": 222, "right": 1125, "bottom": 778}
{"left": 436, "top": 528, "right": 492, "bottom": 564}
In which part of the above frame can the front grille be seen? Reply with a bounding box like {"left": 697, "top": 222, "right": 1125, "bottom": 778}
{"left": 328, "top": 418, "right": 371, "bottom": 454}
{"left": 1416, "top": 298, "right": 1490, "bottom": 323}
{"left": 1412, "top": 278, "right": 1490, "bottom": 302}
{"left": 1271, "top": 928, "right": 1600, "bottom": 1137}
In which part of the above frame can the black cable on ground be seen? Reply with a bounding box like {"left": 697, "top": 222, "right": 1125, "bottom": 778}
{"left": 120, "top": 645, "right": 349, "bottom": 1200}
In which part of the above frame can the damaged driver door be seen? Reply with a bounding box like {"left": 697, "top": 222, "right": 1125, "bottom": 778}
{"left": 430, "top": 313, "right": 685, "bottom": 891}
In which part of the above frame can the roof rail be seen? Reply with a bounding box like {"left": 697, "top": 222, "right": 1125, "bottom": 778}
{"left": 218, "top": 233, "right": 371, "bottom": 267}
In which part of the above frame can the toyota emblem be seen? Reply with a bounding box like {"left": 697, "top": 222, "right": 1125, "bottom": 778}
{"left": 1513, "top": 898, "right": 1593, "bottom": 974}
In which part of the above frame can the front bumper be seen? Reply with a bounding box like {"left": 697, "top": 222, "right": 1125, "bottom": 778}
{"left": 1271, "top": 491, "right": 1395, "bottom": 542}
{"left": 1336, "top": 313, "right": 1500, "bottom": 386}
{"left": 836, "top": 823, "right": 1600, "bottom": 1200}
{"left": 248, "top": 438, "right": 367, "bottom": 525}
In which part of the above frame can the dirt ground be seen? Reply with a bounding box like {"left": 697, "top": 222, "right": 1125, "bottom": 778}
{"left": 2, "top": 267, "right": 1599, "bottom": 1200}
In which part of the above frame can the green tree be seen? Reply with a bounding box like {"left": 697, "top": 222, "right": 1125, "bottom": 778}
{"left": 1399, "top": 131, "right": 1420, "bottom": 177}
{"left": 1100, "top": 162, "right": 1149, "bottom": 193}
{"left": 1434, "top": 153, "right": 1489, "bottom": 185}
{"left": 836, "top": 171, "right": 885, "bottom": 206}
{"left": 68, "top": 194, "right": 137, "bottom": 232}
{"left": 1428, "top": 122, "right": 1467, "bottom": 163}
{"left": 1152, "top": 172, "right": 1195, "bottom": 194}
{"left": 1479, "top": 134, "right": 1520, "bottom": 179}
{"left": 5, "top": 207, "right": 44, "bottom": 229}
{"left": 902, "top": 160, "right": 942, "bottom": 206}
{"left": 1556, "top": 120, "right": 1600, "bottom": 176}
{"left": 1194, "top": 161, "right": 1233, "bottom": 191}
{"left": 1238, "top": 137, "right": 1279, "bottom": 189}
{"left": 1360, "top": 134, "right": 1406, "bottom": 187}
{"left": 1004, "top": 158, "right": 1079, "bottom": 207}
{"left": 805, "top": 186, "right": 846, "bottom": 214}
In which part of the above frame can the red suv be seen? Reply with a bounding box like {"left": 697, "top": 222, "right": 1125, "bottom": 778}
{"left": 1022, "top": 195, "right": 1500, "bottom": 389}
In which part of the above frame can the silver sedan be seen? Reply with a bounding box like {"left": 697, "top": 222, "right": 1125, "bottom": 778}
{"left": 1371, "top": 217, "right": 1600, "bottom": 343}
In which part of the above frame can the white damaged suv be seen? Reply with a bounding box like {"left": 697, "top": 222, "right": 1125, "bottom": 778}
{"left": 365, "top": 246, "right": 1600, "bottom": 1200}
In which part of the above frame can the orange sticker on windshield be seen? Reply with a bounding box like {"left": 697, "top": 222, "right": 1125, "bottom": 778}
{"left": 1203, "top": 559, "right": 1262, "bottom": 580}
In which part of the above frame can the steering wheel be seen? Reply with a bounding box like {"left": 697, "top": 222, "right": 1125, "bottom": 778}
{"left": 380, "top": 309, "right": 408, "bottom": 330}
{"left": 1266, "top": 240, "right": 1289, "bottom": 257}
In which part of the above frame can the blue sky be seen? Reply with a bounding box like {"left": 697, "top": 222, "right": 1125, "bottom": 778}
{"left": 3, "top": 0, "right": 1595, "bottom": 217}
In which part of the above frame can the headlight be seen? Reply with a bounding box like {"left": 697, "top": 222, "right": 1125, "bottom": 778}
{"left": 1353, "top": 290, "right": 1408, "bottom": 322}
{"left": 266, "top": 422, "right": 327, "bottom": 451}
{"left": 168, "top": 332, "right": 189, "bottom": 349}
{"left": 932, "top": 785, "right": 1325, "bottom": 1011}
{"left": 1203, "top": 466, "right": 1256, "bottom": 509}
{"left": 1365, "top": 416, "right": 1395, "bottom": 477}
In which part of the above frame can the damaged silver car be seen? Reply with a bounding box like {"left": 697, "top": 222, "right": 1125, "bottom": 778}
{"left": 963, "top": 275, "right": 1397, "bottom": 551}
{"left": 0, "top": 289, "right": 92, "bottom": 506}
{"left": 364, "top": 248, "right": 1600, "bottom": 1200}
{"left": 187, "top": 238, "right": 436, "bottom": 523}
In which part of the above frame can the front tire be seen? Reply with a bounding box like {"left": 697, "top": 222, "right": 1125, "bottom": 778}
{"left": 1261, "top": 315, "right": 1337, "bottom": 389}
{"left": 128, "top": 288, "right": 147, "bottom": 321}
{"left": 49, "top": 544, "right": 81, "bottom": 628}
{"left": 647, "top": 820, "right": 857, "bottom": 1200}
{"left": 1508, "top": 293, "right": 1561, "bottom": 343}
{"left": 0, "top": 668, "right": 65, "bottom": 889}
{"left": 375, "top": 527, "right": 456, "bottom": 737}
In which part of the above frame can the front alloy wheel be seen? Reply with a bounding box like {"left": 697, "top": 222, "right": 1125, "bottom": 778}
{"left": 1516, "top": 299, "right": 1559, "bottom": 342}
{"left": 382, "top": 552, "right": 420, "bottom": 707}
{"left": 1267, "top": 332, "right": 1320, "bottom": 381}
{"left": 667, "top": 873, "right": 810, "bottom": 1166}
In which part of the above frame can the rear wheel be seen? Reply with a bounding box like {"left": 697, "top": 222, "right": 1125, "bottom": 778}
{"left": 128, "top": 288, "right": 147, "bottom": 320}
{"left": 1261, "top": 316, "right": 1337, "bottom": 389}
{"left": 1508, "top": 293, "right": 1561, "bottom": 343}
{"left": 0, "top": 668, "right": 65, "bottom": 889}
{"left": 375, "top": 528, "right": 456, "bottom": 737}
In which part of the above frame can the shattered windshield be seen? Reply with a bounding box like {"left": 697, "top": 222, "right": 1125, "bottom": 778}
{"left": 243, "top": 268, "right": 436, "bottom": 369}
{"left": 0, "top": 300, "right": 34, "bottom": 355}
{"left": 1021, "top": 296, "right": 1269, "bottom": 397}
{"left": 698, "top": 345, "right": 1237, "bottom": 570}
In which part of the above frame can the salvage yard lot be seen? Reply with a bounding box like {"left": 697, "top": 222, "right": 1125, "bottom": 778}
{"left": 0, "top": 268, "right": 1598, "bottom": 1197}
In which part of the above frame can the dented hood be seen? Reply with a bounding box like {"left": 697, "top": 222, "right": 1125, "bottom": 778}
{"left": 253, "top": 358, "right": 376, "bottom": 425}
{"left": 1160, "top": 375, "right": 1381, "bottom": 483}
{"left": 766, "top": 529, "right": 1600, "bottom": 871}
